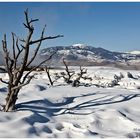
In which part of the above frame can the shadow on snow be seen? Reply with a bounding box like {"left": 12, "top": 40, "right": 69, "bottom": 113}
{"left": 16, "top": 92, "right": 140, "bottom": 117}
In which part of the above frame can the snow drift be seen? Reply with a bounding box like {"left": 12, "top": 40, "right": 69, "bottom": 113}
{"left": 0, "top": 66, "right": 140, "bottom": 138}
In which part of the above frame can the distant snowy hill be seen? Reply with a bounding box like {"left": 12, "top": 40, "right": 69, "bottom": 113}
{"left": 0, "top": 44, "right": 139, "bottom": 69}
{"left": 39, "top": 44, "right": 140, "bottom": 69}
{"left": 126, "top": 51, "right": 140, "bottom": 55}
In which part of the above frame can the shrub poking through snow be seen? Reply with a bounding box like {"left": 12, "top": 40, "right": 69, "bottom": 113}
{"left": 72, "top": 66, "right": 91, "bottom": 87}
{"left": 62, "top": 58, "right": 75, "bottom": 84}
{"left": 127, "top": 72, "right": 134, "bottom": 79}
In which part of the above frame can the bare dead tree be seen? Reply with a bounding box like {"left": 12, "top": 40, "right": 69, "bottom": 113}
{"left": 72, "top": 66, "right": 91, "bottom": 87}
{"left": 78, "top": 66, "right": 92, "bottom": 81}
{"left": 44, "top": 67, "right": 53, "bottom": 86}
{"left": 62, "top": 58, "right": 75, "bottom": 84}
{"left": 44, "top": 67, "right": 61, "bottom": 86}
{"left": 1, "top": 9, "right": 63, "bottom": 112}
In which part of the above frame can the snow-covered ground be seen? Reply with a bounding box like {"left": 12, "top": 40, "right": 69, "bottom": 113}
{"left": 0, "top": 66, "right": 140, "bottom": 138}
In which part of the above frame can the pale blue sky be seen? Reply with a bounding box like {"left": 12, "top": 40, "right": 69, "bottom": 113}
{"left": 0, "top": 2, "right": 140, "bottom": 52}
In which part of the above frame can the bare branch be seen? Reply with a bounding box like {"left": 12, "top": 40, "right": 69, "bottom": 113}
{"left": 24, "top": 9, "right": 30, "bottom": 29}
{"left": 11, "top": 76, "right": 34, "bottom": 90}
{"left": 44, "top": 67, "right": 54, "bottom": 86}
{"left": 12, "top": 32, "right": 26, "bottom": 43}
{"left": 26, "top": 25, "right": 46, "bottom": 67}
{"left": 29, "top": 18, "right": 39, "bottom": 24}
{"left": 24, "top": 9, "right": 38, "bottom": 31}
{"left": 15, "top": 14, "right": 34, "bottom": 85}
{"left": 72, "top": 66, "right": 88, "bottom": 87}
{"left": 79, "top": 67, "right": 92, "bottom": 81}
{"left": 2, "top": 35, "right": 13, "bottom": 80}
{"left": 63, "top": 58, "right": 75, "bottom": 78}
{"left": 15, "top": 40, "right": 24, "bottom": 60}
{"left": 77, "top": 66, "right": 87, "bottom": 80}
{"left": 21, "top": 52, "right": 56, "bottom": 84}
{"left": 62, "top": 58, "right": 75, "bottom": 84}
{"left": 31, "top": 51, "right": 56, "bottom": 70}
{"left": 16, "top": 39, "right": 20, "bottom": 52}
{"left": 12, "top": 32, "right": 16, "bottom": 59}
{"left": 29, "top": 35, "right": 63, "bottom": 45}
{"left": 0, "top": 78, "right": 8, "bottom": 84}
{"left": 23, "top": 23, "right": 29, "bottom": 29}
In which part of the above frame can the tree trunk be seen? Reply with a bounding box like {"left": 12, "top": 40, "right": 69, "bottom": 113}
{"left": 46, "top": 68, "right": 53, "bottom": 86}
{"left": 3, "top": 89, "right": 19, "bottom": 112}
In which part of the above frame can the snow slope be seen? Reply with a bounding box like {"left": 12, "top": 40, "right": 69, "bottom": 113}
{"left": 0, "top": 67, "right": 140, "bottom": 138}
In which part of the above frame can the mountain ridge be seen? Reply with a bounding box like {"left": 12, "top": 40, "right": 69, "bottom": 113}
{"left": 39, "top": 44, "right": 140, "bottom": 70}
